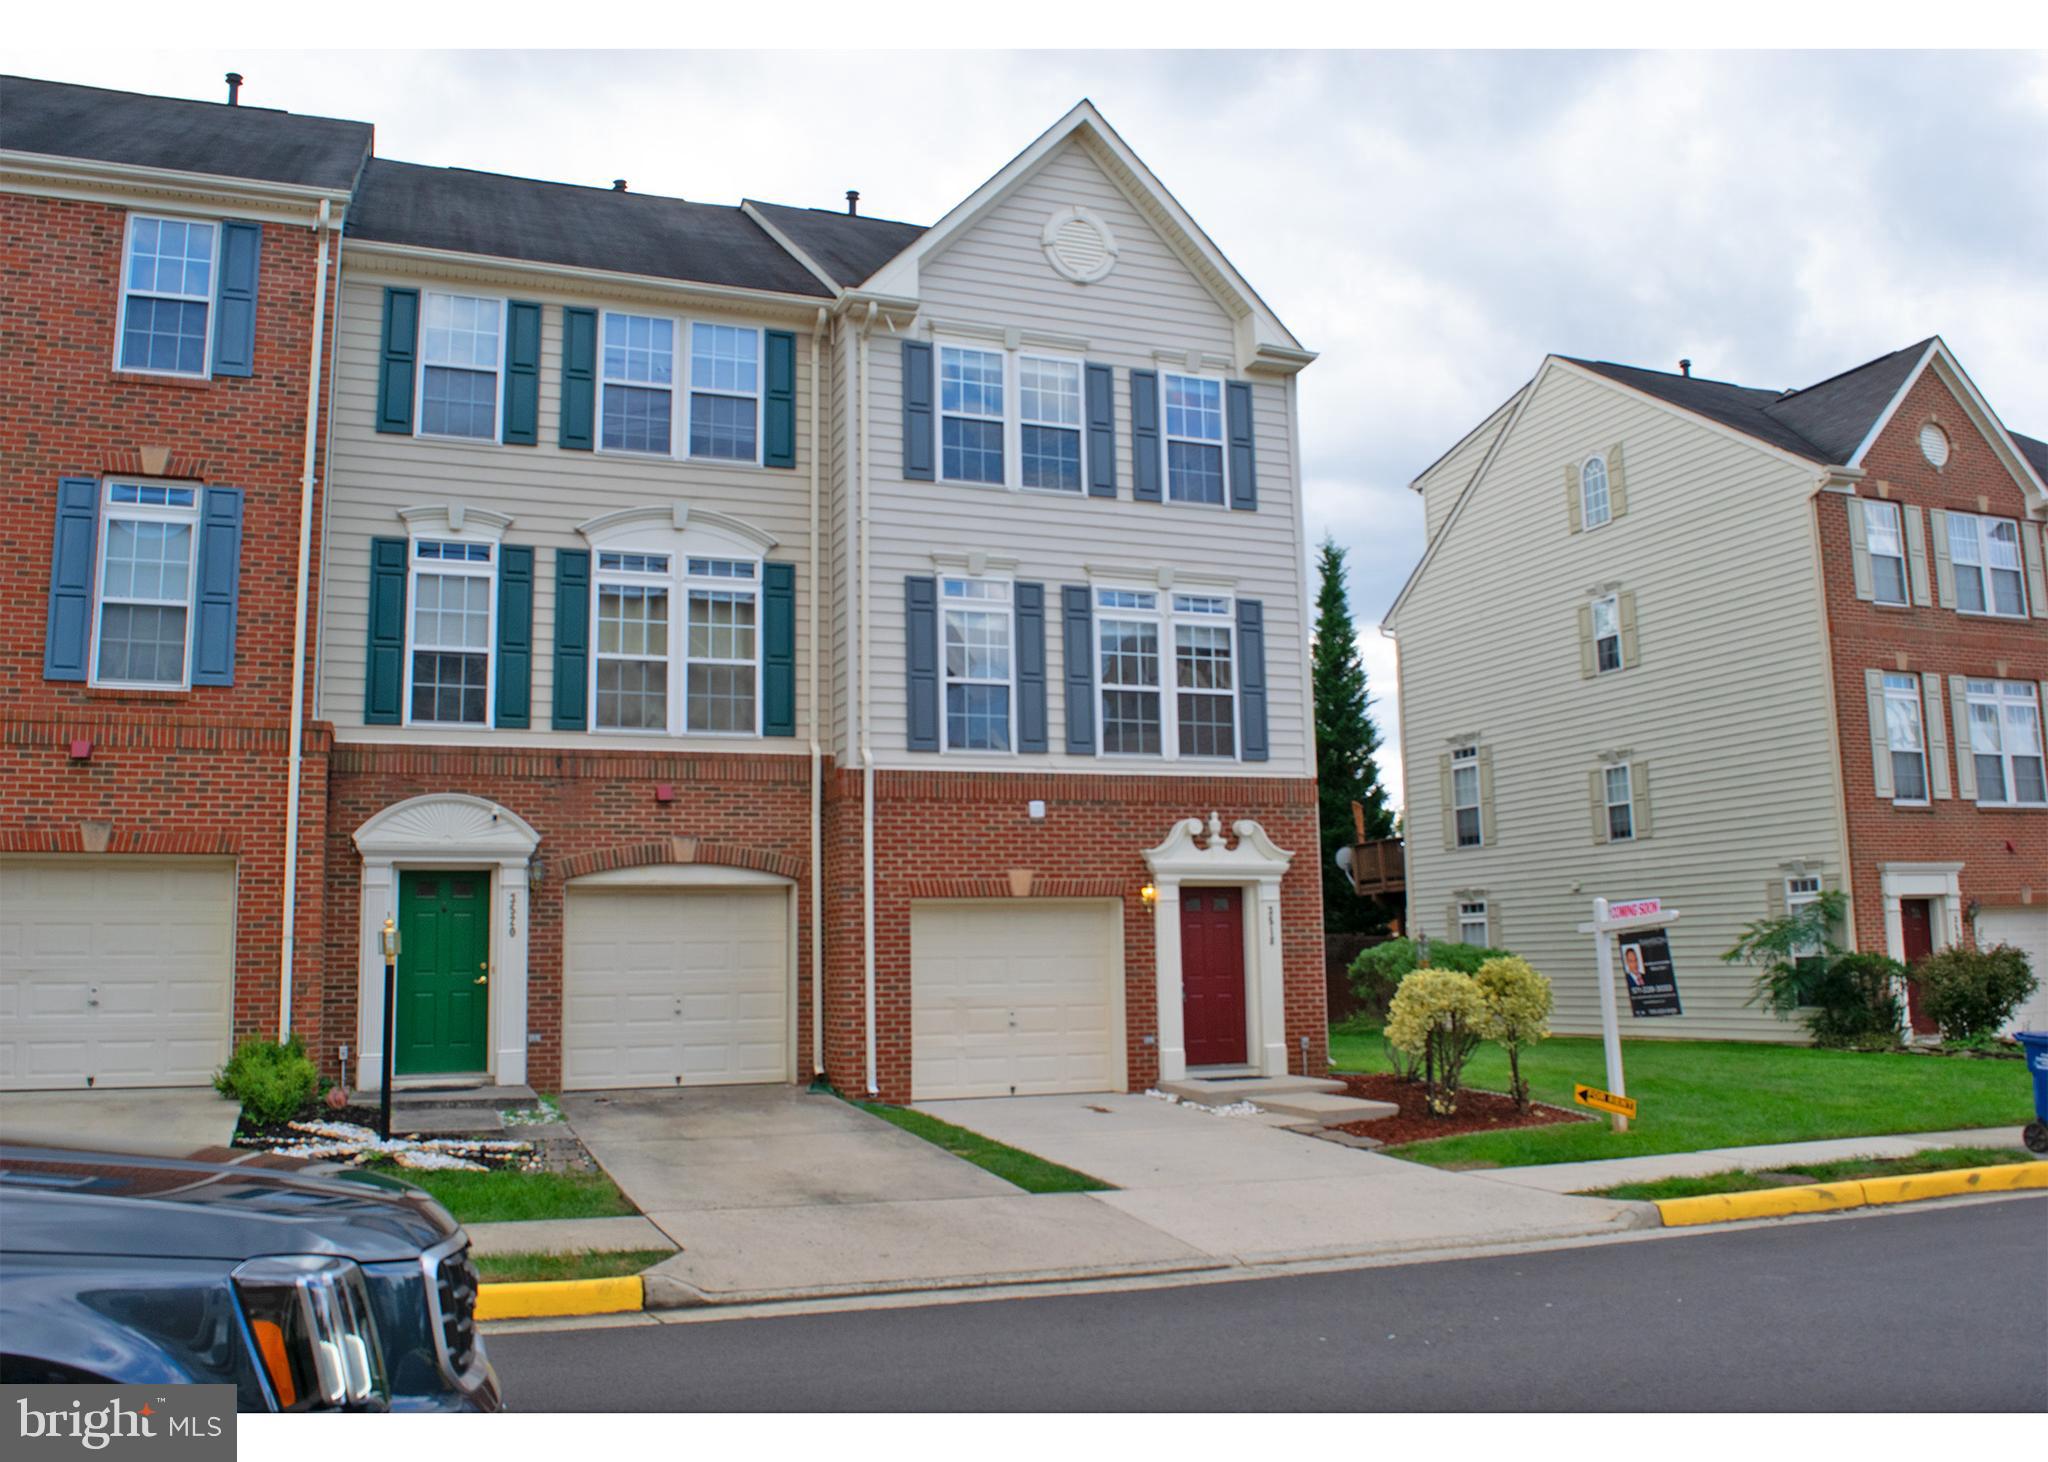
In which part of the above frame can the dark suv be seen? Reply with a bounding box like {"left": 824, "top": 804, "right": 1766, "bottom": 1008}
{"left": 0, "top": 1139, "right": 501, "bottom": 1411}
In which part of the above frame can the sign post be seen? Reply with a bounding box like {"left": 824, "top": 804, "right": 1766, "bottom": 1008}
{"left": 1578, "top": 897, "right": 1683, "bottom": 1133}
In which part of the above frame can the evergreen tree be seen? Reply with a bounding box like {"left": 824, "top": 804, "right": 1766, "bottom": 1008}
{"left": 1311, "top": 535, "right": 1395, "bottom": 934}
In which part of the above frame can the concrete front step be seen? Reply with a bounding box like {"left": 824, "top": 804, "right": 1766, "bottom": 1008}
{"left": 1253, "top": 1091, "right": 1400, "bottom": 1127}
{"left": 1156, "top": 1074, "right": 1347, "bottom": 1105}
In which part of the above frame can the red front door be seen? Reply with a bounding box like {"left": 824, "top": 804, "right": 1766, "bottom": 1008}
{"left": 1901, "top": 898, "right": 1938, "bottom": 1035}
{"left": 1181, "top": 887, "right": 1247, "bottom": 1066}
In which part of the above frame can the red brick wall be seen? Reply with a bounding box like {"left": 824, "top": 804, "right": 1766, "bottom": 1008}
{"left": 321, "top": 746, "right": 814, "bottom": 1091}
{"left": 0, "top": 191, "right": 340, "bottom": 1056}
{"left": 1817, "top": 367, "right": 2047, "bottom": 953}
{"left": 820, "top": 767, "right": 1327, "bottom": 1103}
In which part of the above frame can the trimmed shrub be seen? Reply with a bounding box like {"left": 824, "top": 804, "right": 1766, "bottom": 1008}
{"left": 1473, "top": 956, "right": 1554, "bottom": 1111}
{"left": 215, "top": 1035, "right": 320, "bottom": 1126}
{"left": 1385, "top": 968, "right": 1486, "bottom": 1117}
{"left": 1802, "top": 953, "right": 1906, "bottom": 1048}
{"left": 1350, "top": 936, "right": 1508, "bottom": 1014}
{"left": 1915, "top": 945, "right": 2039, "bottom": 1042}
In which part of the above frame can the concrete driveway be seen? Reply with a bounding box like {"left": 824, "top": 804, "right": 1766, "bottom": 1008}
{"left": 561, "top": 1086, "right": 1207, "bottom": 1303}
{"left": 0, "top": 1089, "right": 240, "bottom": 1152}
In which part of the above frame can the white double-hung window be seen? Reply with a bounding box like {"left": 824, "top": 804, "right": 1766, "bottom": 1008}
{"left": 1173, "top": 593, "right": 1236, "bottom": 757}
{"left": 1862, "top": 500, "right": 1910, "bottom": 606}
{"left": 936, "top": 344, "right": 1085, "bottom": 492}
{"left": 601, "top": 313, "right": 676, "bottom": 454}
{"left": 407, "top": 539, "right": 494, "bottom": 725}
{"left": 1458, "top": 900, "right": 1490, "bottom": 945}
{"left": 1881, "top": 672, "right": 1930, "bottom": 803}
{"left": 688, "top": 324, "right": 760, "bottom": 462}
{"left": 418, "top": 292, "right": 504, "bottom": 441}
{"left": 1097, "top": 589, "right": 1164, "bottom": 756}
{"left": 939, "top": 346, "right": 1006, "bottom": 485}
{"left": 941, "top": 578, "right": 1013, "bottom": 751}
{"left": 1948, "top": 512, "right": 2028, "bottom": 617}
{"left": 684, "top": 558, "right": 759, "bottom": 733}
{"left": 1162, "top": 374, "right": 1226, "bottom": 504}
{"left": 594, "top": 551, "right": 671, "bottom": 732}
{"left": 1604, "top": 764, "right": 1636, "bottom": 842}
{"left": 1017, "top": 356, "right": 1083, "bottom": 491}
{"left": 1591, "top": 594, "right": 1623, "bottom": 673}
{"left": 1965, "top": 679, "right": 2046, "bottom": 807}
{"left": 1450, "top": 745, "right": 1483, "bottom": 848}
{"left": 592, "top": 550, "right": 761, "bottom": 735}
{"left": 92, "top": 482, "right": 199, "bottom": 687}
{"left": 1094, "top": 588, "right": 1237, "bottom": 759}
{"left": 118, "top": 215, "right": 217, "bottom": 376}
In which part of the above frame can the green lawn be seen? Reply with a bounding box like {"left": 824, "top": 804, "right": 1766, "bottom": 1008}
{"left": 1327, "top": 1023, "right": 2033, "bottom": 1168}
{"left": 855, "top": 1101, "right": 1113, "bottom": 1193}
{"left": 367, "top": 1164, "right": 638, "bottom": 1224}
{"left": 1580, "top": 1147, "right": 2039, "bottom": 1202}
{"left": 473, "top": 1248, "right": 672, "bottom": 1284}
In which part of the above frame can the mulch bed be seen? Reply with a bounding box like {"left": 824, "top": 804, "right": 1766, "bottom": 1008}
{"left": 1325, "top": 1071, "right": 1590, "bottom": 1146}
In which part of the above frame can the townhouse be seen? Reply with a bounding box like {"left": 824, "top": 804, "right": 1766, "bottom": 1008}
{"left": 1386, "top": 339, "right": 2047, "bottom": 1039}
{"left": 1, "top": 76, "right": 370, "bottom": 1088}
{"left": 4, "top": 76, "right": 1328, "bottom": 1105}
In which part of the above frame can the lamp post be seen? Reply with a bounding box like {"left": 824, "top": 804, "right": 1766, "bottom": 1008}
{"left": 379, "top": 914, "right": 400, "bottom": 1142}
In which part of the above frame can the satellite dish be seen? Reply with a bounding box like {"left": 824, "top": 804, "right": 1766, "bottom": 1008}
{"left": 1334, "top": 845, "right": 1354, "bottom": 873}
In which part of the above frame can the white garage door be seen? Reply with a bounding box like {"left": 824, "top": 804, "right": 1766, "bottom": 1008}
{"left": 1978, "top": 907, "right": 2048, "bottom": 1035}
{"left": 911, "top": 900, "right": 1122, "bottom": 1100}
{"left": 0, "top": 859, "right": 234, "bottom": 1090}
{"left": 562, "top": 885, "right": 789, "bottom": 1090}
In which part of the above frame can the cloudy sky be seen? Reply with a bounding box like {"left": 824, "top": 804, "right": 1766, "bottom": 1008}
{"left": 17, "top": 48, "right": 2046, "bottom": 808}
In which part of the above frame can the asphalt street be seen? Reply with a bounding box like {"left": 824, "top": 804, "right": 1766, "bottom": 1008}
{"left": 489, "top": 1195, "right": 2048, "bottom": 1411}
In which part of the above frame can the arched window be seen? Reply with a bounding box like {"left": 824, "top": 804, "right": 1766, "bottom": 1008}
{"left": 1580, "top": 456, "right": 1612, "bottom": 530}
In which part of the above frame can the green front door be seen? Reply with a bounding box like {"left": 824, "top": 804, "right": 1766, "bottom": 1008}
{"left": 396, "top": 870, "right": 490, "bottom": 1076}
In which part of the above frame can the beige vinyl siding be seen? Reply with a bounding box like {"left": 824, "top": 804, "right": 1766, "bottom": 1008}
{"left": 857, "top": 138, "right": 1311, "bottom": 777}
{"left": 1392, "top": 363, "right": 1847, "bottom": 1041}
{"left": 1418, "top": 392, "right": 1520, "bottom": 545}
{"left": 320, "top": 272, "right": 819, "bottom": 748}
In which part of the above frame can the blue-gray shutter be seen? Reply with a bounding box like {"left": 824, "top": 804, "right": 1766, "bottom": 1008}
{"left": 364, "top": 537, "right": 407, "bottom": 724}
{"left": 211, "top": 221, "right": 261, "bottom": 378}
{"left": 495, "top": 544, "right": 533, "bottom": 728}
{"left": 1085, "top": 362, "right": 1117, "bottom": 498}
{"left": 1061, "top": 585, "right": 1095, "bottom": 754}
{"left": 1236, "top": 598, "right": 1268, "bottom": 762}
{"left": 190, "top": 486, "right": 243, "bottom": 686}
{"left": 375, "top": 287, "right": 418, "bottom": 434}
{"left": 559, "top": 307, "right": 597, "bottom": 451}
{"left": 902, "top": 341, "right": 935, "bottom": 482}
{"left": 502, "top": 300, "right": 541, "bottom": 445}
{"left": 1130, "top": 369, "right": 1161, "bottom": 503}
{"left": 43, "top": 477, "right": 99, "bottom": 681}
{"left": 1016, "top": 582, "right": 1048, "bottom": 753}
{"left": 905, "top": 575, "right": 939, "bottom": 751}
{"left": 764, "top": 330, "right": 797, "bottom": 469}
{"left": 1226, "top": 380, "right": 1257, "bottom": 512}
{"left": 553, "top": 548, "right": 591, "bottom": 729}
{"left": 763, "top": 561, "right": 796, "bottom": 735}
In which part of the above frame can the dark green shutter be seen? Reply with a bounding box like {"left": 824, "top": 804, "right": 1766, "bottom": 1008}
{"left": 1085, "top": 362, "right": 1117, "bottom": 498}
{"left": 43, "top": 477, "right": 100, "bottom": 681}
{"left": 375, "top": 288, "right": 418, "bottom": 434}
{"left": 503, "top": 301, "right": 541, "bottom": 445}
{"left": 190, "top": 486, "right": 243, "bottom": 686}
{"left": 1130, "top": 369, "right": 1161, "bottom": 502}
{"left": 1236, "top": 598, "right": 1268, "bottom": 762}
{"left": 1061, "top": 585, "right": 1095, "bottom": 753}
{"left": 365, "top": 537, "right": 407, "bottom": 723}
{"left": 905, "top": 575, "right": 939, "bottom": 750}
{"left": 553, "top": 548, "right": 591, "bottom": 728}
{"left": 1016, "top": 582, "right": 1047, "bottom": 752}
{"left": 763, "top": 561, "right": 796, "bottom": 735}
{"left": 559, "top": 307, "right": 597, "bottom": 451}
{"left": 764, "top": 330, "right": 797, "bottom": 469}
{"left": 211, "top": 221, "right": 261, "bottom": 378}
{"left": 902, "top": 341, "right": 935, "bottom": 481}
{"left": 495, "top": 545, "right": 533, "bottom": 727}
{"left": 1226, "top": 380, "right": 1257, "bottom": 511}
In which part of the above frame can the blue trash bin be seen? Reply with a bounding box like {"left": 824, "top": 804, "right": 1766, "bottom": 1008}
{"left": 2017, "top": 1031, "right": 2048, "bottom": 1154}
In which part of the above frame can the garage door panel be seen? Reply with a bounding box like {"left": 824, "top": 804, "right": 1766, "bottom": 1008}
{"left": 1978, "top": 908, "right": 2048, "bottom": 1034}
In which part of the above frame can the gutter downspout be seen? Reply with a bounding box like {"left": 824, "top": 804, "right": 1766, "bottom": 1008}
{"left": 280, "top": 198, "right": 334, "bottom": 1039}
{"left": 809, "top": 308, "right": 825, "bottom": 1080}
{"left": 312, "top": 212, "right": 348, "bottom": 725}
{"left": 858, "top": 300, "right": 879, "bottom": 1095}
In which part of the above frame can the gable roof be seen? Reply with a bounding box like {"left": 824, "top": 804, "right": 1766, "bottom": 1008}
{"left": 2016, "top": 431, "right": 2048, "bottom": 484}
{"left": 0, "top": 74, "right": 371, "bottom": 192}
{"left": 347, "top": 159, "right": 836, "bottom": 298}
{"left": 743, "top": 201, "right": 926, "bottom": 290}
{"left": 1759, "top": 338, "right": 1933, "bottom": 463}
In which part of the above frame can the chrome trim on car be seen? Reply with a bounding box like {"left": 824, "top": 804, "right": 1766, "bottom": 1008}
{"left": 419, "top": 1230, "right": 490, "bottom": 1393}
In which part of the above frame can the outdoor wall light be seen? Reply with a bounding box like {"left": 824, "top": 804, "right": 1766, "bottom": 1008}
{"left": 1140, "top": 882, "right": 1157, "bottom": 906}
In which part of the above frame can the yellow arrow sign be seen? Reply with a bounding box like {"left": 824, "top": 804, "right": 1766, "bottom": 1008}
{"left": 1574, "top": 1083, "right": 1638, "bottom": 1120}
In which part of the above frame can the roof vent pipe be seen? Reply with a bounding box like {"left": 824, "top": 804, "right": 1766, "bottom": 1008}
{"left": 612, "top": 179, "right": 627, "bottom": 192}
{"left": 1679, "top": 358, "right": 1692, "bottom": 377}
{"left": 846, "top": 190, "right": 859, "bottom": 216}
{"left": 225, "top": 72, "right": 243, "bottom": 106}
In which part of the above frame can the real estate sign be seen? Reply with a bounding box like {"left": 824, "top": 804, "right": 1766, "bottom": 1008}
{"left": 1619, "top": 928, "right": 1681, "bottom": 1017}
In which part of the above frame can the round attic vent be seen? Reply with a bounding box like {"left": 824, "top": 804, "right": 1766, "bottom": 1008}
{"left": 1919, "top": 421, "right": 1951, "bottom": 467}
{"left": 1042, "top": 206, "right": 1118, "bottom": 284}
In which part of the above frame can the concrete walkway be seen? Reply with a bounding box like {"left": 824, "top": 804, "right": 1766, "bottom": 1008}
{"left": 0, "top": 1089, "right": 240, "bottom": 1152}
{"left": 1472, "top": 1125, "right": 2031, "bottom": 1195}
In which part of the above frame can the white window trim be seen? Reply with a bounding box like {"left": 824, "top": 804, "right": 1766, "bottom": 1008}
{"left": 112, "top": 211, "right": 220, "bottom": 380}
{"left": 401, "top": 534, "right": 498, "bottom": 729}
{"left": 1095, "top": 587, "right": 1166, "bottom": 761}
{"left": 1591, "top": 592, "right": 1622, "bottom": 674}
{"left": 88, "top": 479, "right": 201, "bottom": 690}
{"left": 1964, "top": 679, "right": 2047, "bottom": 808}
{"left": 1786, "top": 875, "right": 1826, "bottom": 959}
{"left": 1159, "top": 369, "right": 1229, "bottom": 508}
{"left": 1457, "top": 898, "right": 1490, "bottom": 946}
{"left": 1451, "top": 743, "right": 1483, "bottom": 848}
{"left": 938, "top": 575, "right": 1017, "bottom": 755}
{"left": 414, "top": 290, "right": 508, "bottom": 445}
{"left": 1948, "top": 511, "right": 2030, "bottom": 619}
{"left": 931, "top": 339, "right": 1088, "bottom": 494}
{"left": 1863, "top": 499, "right": 1910, "bottom": 608}
{"left": 1881, "top": 672, "right": 1931, "bottom": 806}
{"left": 596, "top": 308, "right": 681, "bottom": 458}
{"left": 1579, "top": 453, "right": 1612, "bottom": 531}
{"left": 684, "top": 320, "right": 766, "bottom": 468}
{"left": 1091, "top": 586, "right": 1240, "bottom": 763}
{"left": 1605, "top": 763, "right": 1636, "bottom": 842}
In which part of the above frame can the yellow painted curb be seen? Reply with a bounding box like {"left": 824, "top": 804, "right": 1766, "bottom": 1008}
{"left": 1654, "top": 1162, "right": 2048, "bottom": 1228}
{"left": 475, "top": 1275, "right": 643, "bottom": 1320}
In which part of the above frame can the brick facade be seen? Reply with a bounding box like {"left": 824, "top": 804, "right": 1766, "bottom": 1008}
{"left": 0, "top": 191, "right": 341, "bottom": 1054}
{"left": 1816, "top": 366, "right": 2046, "bottom": 962}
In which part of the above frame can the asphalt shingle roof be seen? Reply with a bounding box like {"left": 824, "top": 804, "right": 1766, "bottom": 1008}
{"left": 1565, "top": 358, "right": 1833, "bottom": 462}
{"left": 1, "top": 74, "right": 372, "bottom": 191}
{"left": 744, "top": 200, "right": 926, "bottom": 288}
{"left": 1758, "top": 339, "right": 1934, "bottom": 463}
{"left": 2016, "top": 431, "right": 2048, "bottom": 485}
